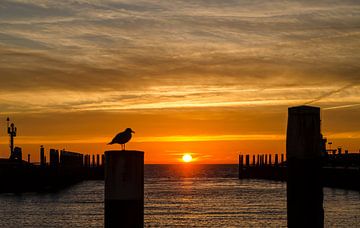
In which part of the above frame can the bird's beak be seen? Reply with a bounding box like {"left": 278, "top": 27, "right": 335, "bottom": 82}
{"left": 132, "top": 130, "right": 135, "bottom": 133}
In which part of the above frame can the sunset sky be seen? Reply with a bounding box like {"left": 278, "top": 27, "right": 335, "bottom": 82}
{"left": 0, "top": 0, "right": 359, "bottom": 163}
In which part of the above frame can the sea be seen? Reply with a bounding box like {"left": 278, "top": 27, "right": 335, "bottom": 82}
{"left": 0, "top": 165, "right": 359, "bottom": 227}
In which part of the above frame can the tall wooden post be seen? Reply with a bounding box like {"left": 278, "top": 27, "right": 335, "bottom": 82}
{"left": 286, "top": 105, "right": 323, "bottom": 227}
{"left": 105, "top": 150, "right": 144, "bottom": 228}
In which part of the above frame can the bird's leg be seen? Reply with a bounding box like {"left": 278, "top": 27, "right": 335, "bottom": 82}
{"left": 124, "top": 144, "right": 126, "bottom": 151}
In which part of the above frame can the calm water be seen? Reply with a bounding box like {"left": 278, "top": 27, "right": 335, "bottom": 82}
{"left": 0, "top": 165, "right": 359, "bottom": 227}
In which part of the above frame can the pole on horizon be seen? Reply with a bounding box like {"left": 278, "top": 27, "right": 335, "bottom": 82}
{"left": 275, "top": 154, "right": 279, "bottom": 166}
{"left": 286, "top": 105, "right": 324, "bottom": 227}
{"left": 104, "top": 150, "right": 144, "bottom": 228}
{"left": 265, "top": 154, "right": 268, "bottom": 165}
{"left": 40, "top": 145, "right": 45, "bottom": 167}
{"left": 245, "top": 155, "right": 250, "bottom": 167}
{"left": 239, "top": 154, "right": 244, "bottom": 178}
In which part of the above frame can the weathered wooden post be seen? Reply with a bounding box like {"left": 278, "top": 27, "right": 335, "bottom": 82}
{"left": 286, "top": 105, "right": 323, "bottom": 227}
{"left": 239, "top": 154, "right": 243, "bottom": 178}
{"left": 252, "top": 155, "right": 256, "bottom": 166}
{"left": 97, "top": 154, "right": 100, "bottom": 167}
{"left": 245, "top": 155, "right": 250, "bottom": 167}
{"left": 281, "top": 154, "right": 284, "bottom": 167}
{"left": 265, "top": 154, "right": 268, "bottom": 165}
{"left": 92, "top": 155, "right": 95, "bottom": 167}
{"left": 27, "top": 154, "right": 30, "bottom": 163}
{"left": 269, "top": 154, "right": 272, "bottom": 165}
{"left": 40, "top": 145, "right": 45, "bottom": 167}
{"left": 105, "top": 150, "right": 144, "bottom": 228}
{"left": 275, "top": 154, "right": 279, "bottom": 166}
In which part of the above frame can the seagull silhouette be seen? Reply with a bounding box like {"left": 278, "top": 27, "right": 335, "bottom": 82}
{"left": 108, "top": 128, "right": 135, "bottom": 150}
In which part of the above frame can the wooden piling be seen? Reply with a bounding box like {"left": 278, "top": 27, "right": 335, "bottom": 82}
{"left": 269, "top": 154, "right": 272, "bottom": 165}
{"left": 97, "top": 154, "right": 100, "bottom": 167}
{"left": 105, "top": 150, "right": 144, "bottom": 228}
{"left": 265, "top": 154, "right": 268, "bottom": 165}
{"left": 252, "top": 155, "right": 256, "bottom": 166}
{"left": 27, "top": 154, "right": 30, "bottom": 163}
{"left": 245, "top": 155, "right": 250, "bottom": 167}
{"left": 40, "top": 145, "right": 45, "bottom": 167}
{"left": 275, "top": 154, "right": 279, "bottom": 166}
{"left": 281, "top": 154, "right": 284, "bottom": 166}
{"left": 286, "top": 105, "right": 323, "bottom": 227}
{"left": 239, "top": 155, "right": 243, "bottom": 168}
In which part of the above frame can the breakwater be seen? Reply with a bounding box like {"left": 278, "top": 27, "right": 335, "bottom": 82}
{"left": 0, "top": 148, "right": 104, "bottom": 193}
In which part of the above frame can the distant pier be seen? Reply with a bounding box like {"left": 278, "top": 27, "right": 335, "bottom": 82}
{"left": 238, "top": 152, "right": 360, "bottom": 191}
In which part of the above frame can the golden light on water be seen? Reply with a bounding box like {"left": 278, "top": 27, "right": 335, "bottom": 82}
{"left": 182, "top": 154, "right": 193, "bottom": 163}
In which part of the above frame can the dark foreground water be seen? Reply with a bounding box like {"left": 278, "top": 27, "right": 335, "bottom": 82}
{"left": 0, "top": 165, "right": 359, "bottom": 227}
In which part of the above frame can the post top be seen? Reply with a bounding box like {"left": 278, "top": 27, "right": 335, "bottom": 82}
{"left": 288, "top": 105, "right": 320, "bottom": 114}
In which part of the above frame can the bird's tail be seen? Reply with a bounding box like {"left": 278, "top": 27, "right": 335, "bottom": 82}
{"left": 107, "top": 142, "right": 113, "bottom": 145}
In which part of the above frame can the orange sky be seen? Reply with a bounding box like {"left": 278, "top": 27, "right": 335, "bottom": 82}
{"left": 0, "top": 106, "right": 359, "bottom": 164}
{"left": 0, "top": 0, "right": 359, "bottom": 163}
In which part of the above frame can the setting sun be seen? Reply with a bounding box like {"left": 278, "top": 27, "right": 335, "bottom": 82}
{"left": 182, "top": 154, "right": 193, "bottom": 163}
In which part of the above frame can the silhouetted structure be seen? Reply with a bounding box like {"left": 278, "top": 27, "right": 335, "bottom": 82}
{"left": 7, "top": 118, "right": 18, "bottom": 160}
{"left": 11, "top": 147, "right": 22, "bottom": 161}
{"left": 286, "top": 105, "right": 323, "bottom": 227}
{"left": 105, "top": 150, "right": 144, "bottom": 228}
{"left": 40, "top": 145, "right": 45, "bottom": 167}
{"left": 50, "top": 149, "right": 59, "bottom": 168}
{"left": 108, "top": 128, "right": 135, "bottom": 150}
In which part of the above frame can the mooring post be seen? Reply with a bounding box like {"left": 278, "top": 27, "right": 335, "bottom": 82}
{"left": 239, "top": 154, "right": 243, "bottom": 178}
{"left": 40, "top": 145, "right": 45, "bottom": 167}
{"left": 97, "top": 154, "right": 100, "bottom": 167}
{"left": 252, "top": 155, "right": 256, "bottom": 166}
{"left": 102, "top": 154, "right": 105, "bottom": 166}
{"left": 275, "top": 154, "right": 279, "bottom": 166}
{"left": 269, "top": 154, "right": 272, "bottom": 165}
{"left": 281, "top": 154, "right": 284, "bottom": 166}
{"left": 286, "top": 105, "right": 323, "bottom": 228}
{"left": 105, "top": 150, "right": 144, "bottom": 228}
{"left": 27, "top": 154, "right": 30, "bottom": 163}
{"left": 265, "top": 154, "right": 268, "bottom": 165}
{"left": 245, "top": 155, "right": 250, "bottom": 167}
{"left": 239, "top": 155, "right": 243, "bottom": 168}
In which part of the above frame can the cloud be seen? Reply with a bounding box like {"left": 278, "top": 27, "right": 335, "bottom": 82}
{"left": 0, "top": 0, "right": 359, "bottom": 113}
